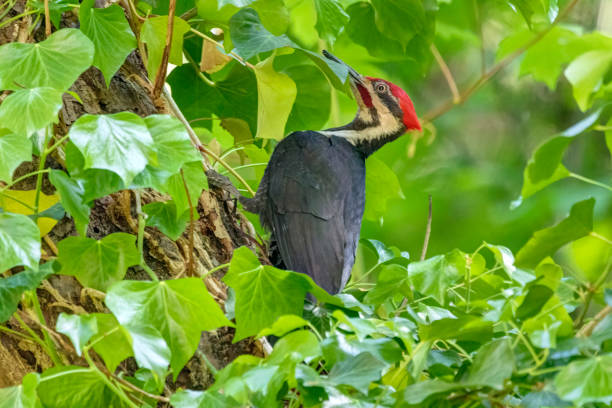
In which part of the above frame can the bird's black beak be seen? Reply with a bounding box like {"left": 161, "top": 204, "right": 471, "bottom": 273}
{"left": 322, "top": 50, "right": 365, "bottom": 86}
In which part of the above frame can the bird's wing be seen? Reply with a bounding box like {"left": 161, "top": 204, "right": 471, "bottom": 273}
{"left": 262, "top": 131, "right": 365, "bottom": 293}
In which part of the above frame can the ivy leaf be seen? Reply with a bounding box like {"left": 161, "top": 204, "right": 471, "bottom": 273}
{"left": 0, "top": 265, "right": 53, "bottom": 322}
{"left": 223, "top": 247, "right": 310, "bottom": 341}
{"left": 229, "top": 8, "right": 296, "bottom": 60}
{"left": 465, "top": 338, "right": 514, "bottom": 389}
{"left": 364, "top": 156, "right": 403, "bottom": 221}
{"left": 37, "top": 366, "right": 126, "bottom": 408}
{"left": 258, "top": 315, "right": 309, "bottom": 337}
{"left": 48, "top": 170, "right": 91, "bottom": 236}
{"left": 370, "top": 0, "right": 425, "bottom": 47}
{"left": 144, "top": 115, "right": 201, "bottom": 174}
{"left": 565, "top": 50, "right": 612, "bottom": 111}
{"left": 159, "top": 161, "right": 208, "bottom": 217}
{"left": 251, "top": 0, "right": 289, "bottom": 36}
{"left": 520, "top": 108, "right": 603, "bottom": 199}
{"left": 105, "top": 278, "right": 232, "bottom": 377}
{"left": 0, "top": 372, "right": 40, "bottom": 408}
{"left": 284, "top": 65, "right": 331, "bottom": 134}
{"left": 254, "top": 55, "right": 296, "bottom": 140}
{"left": 0, "top": 87, "right": 63, "bottom": 136}
{"left": 516, "top": 285, "right": 554, "bottom": 321}
{"left": 143, "top": 201, "right": 190, "bottom": 240}
{"left": 89, "top": 313, "right": 133, "bottom": 372}
{"left": 171, "top": 389, "right": 241, "bottom": 408}
{"left": 57, "top": 233, "right": 140, "bottom": 291}
{"left": 29, "top": 0, "right": 73, "bottom": 28}
{"left": 0, "top": 189, "right": 60, "bottom": 237}
{"left": 267, "top": 330, "right": 321, "bottom": 365}
{"left": 408, "top": 250, "right": 465, "bottom": 305}
{"left": 126, "top": 324, "right": 172, "bottom": 378}
{"left": 516, "top": 198, "right": 594, "bottom": 269}
{"left": 55, "top": 313, "right": 98, "bottom": 356}
{"left": 364, "top": 264, "right": 411, "bottom": 305}
{"left": 141, "top": 16, "right": 191, "bottom": 81}
{"left": 0, "top": 129, "right": 32, "bottom": 183}
{"left": 346, "top": 2, "right": 404, "bottom": 59}
{"left": 327, "top": 352, "right": 385, "bottom": 393}
{"left": 0, "top": 28, "right": 93, "bottom": 91}
{"left": 168, "top": 63, "right": 258, "bottom": 134}
{"left": 79, "top": 0, "right": 137, "bottom": 86}
{"left": 0, "top": 213, "right": 40, "bottom": 273}
{"left": 313, "top": 0, "right": 349, "bottom": 45}
{"left": 68, "top": 113, "right": 155, "bottom": 185}
{"left": 555, "top": 355, "right": 612, "bottom": 405}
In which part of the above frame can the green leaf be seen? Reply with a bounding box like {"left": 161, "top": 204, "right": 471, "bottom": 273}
{"left": 555, "top": 355, "right": 612, "bottom": 405}
{"left": 565, "top": 50, "right": 612, "bottom": 111}
{"left": 370, "top": 0, "right": 425, "bottom": 47}
{"left": 0, "top": 372, "right": 39, "bottom": 408}
{"left": 267, "top": 330, "right": 321, "bottom": 365}
{"left": 520, "top": 108, "right": 604, "bottom": 199}
{"left": 346, "top": 2, "right": 404, "bottom": 59}
{"left": 516, "top": 198, "right": 595, "bottom": 269}
{"left": 251, "top": 0, "right": 289, "bottom": 36}
{"left": 141, "top": 16, "right": 191, "bottom": 81}
{"left": 0, "top": 213, "right": 40, "bottom": 273}
{"left": 125, "top": 324, "right": 172, "bottom": 378}
{"left": 0, "top": 129, "right": 32, "bottom": 183}
{"left": 105, "top": 278, "right": 231, "bottom": 377}
{"left": 55, "top": 313, "right": 98, "bottom": 356}
{"left": 466, "top": 338, "right": 514, "bottom": 389}
{"left": 364, "top": 155, "right": 403, "bottom": 221}
{"left": 408, "top": 249, "right": 465, "bottom": 305}
{"left": 144, "top": 115, "right": 201, "bottom": 174}
{"left": 0, "top": 266, "right": 53, "bottom": 322}
{"left": 516, "top": 284, "right": 554, "bottom": 321}
{"left": 523, "top": 314, "right": 563, "bottom": 348}
{"left": 257, "top": 315, "right": 309, "bottom": 337}
{"left": 37, "top": 366, "right": 126, "bottom": 408}
{"left": 57, "top": 233, "right": 140, "bottom": 291}
{"left": 254, "top": 55, "right": 296, "bottom": 140}
{"left": 284, "top": 65, "right": 331, "bottom": 134}
{"left": 0, "top": 87, "right": 63, "bottom": 136}
{"left": 168, "top": 63, "right": 258, "bottom": 134}
{"left": 364, "top": 264, "right": 410, "bottom": 305}
{"left": 0, "top": 28, "right": 93, "bottom": 91}
{"left": 158, "top": 161, "right": 208, "bottom": 216}
{"left": 399, "top": 379, "right": 461, "bottom": 404}
{"left": 171, "top": 389, "right": 241, "bottom": 408}
{"left": 327, "top": 352, "right": 385, "bottom": 393}
{"left": 223, "top": 247, "right": 310, "bottom": 341}
{"left": 313, "top": 0, "right": 349, "bottom": 45}
{"left": 79, "top": 0, "right": 136, "bottom": 86}
{"left": 143, "top": 201, "right": 190, "bottom": 240}
{"left": 419, "top": 316, "right": 493, "bottom": 342}
{"left": 48, "top": 170, "right": 91, "bottom": 236}
{"left": 68, "top": 113, "right": 155, "bottom": 185}
{"left": 229, "top": 8, "right": 296, "bottom": 60}
{"left": 89, "top": 313, "right": 133, "bottom": 372}
{"left": 29, "top": 0, "right": 72, "bottom": 29}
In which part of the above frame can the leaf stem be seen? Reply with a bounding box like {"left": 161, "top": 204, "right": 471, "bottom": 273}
{"left": 0, "top": 324, "right": 37, "bottom": 342}
{"left": 83, "top": 348, "right": 139, "bottom": 408}
{"left": 180, "top": 169, "right": 195, "bottom": 276}
{"left": 590, "top": 232, "right": 612, "bottom": 246}
{"left": 0, "top": 169, "right": 51, "bottom": 193}
{"left": 14, "top": 313, "right": 59, "bottom": 364}
{"left": 569, "top": 172, "right": 612, "bottom": 192}
{"left": 30, "top": 291, "right": 63, "bottom": 365}
{"left": 0, "top": 191, "right": 36, "bottom": 210}
{"left": 430, "top": 44, "right": 460, "bottom": 103}
{"left": 33, "top": 127, "right": 51, "bottom": 216}
{"left": 113, "top": 373, "right": 170, "bottom": 403}
{"left": 43, "top": 0, "right": 50, "bottom": 36}
{"left": 0, "top": 9, "right": 37, "bottom": 30}
{"left": 134, "top": 190, "right": 158, "bottom": 281}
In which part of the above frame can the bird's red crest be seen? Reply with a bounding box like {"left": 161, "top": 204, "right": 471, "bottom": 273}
{"left": 385, "top": 80, "right": 421, "bottom": 131}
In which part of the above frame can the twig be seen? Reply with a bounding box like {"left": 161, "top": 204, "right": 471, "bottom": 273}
{"left": 576, "top": 305, "right": 612, "bottom": 337}
{"left": 575, "top": 260, "right": 612, "bottom": 329}
{"left": 430, "top": 44, "right": 460, "bottom": 104}
{"left": 420, "top": 195, "right": 433, "bottom": 261}
{"left": 113, "top": 374, "right": 170, "bottom": 403}
{"left": 43, "top": 235, "right": 58, "bottom": 256}
{"left": 180, "top": 169, "right": 195, "bottom": 276}
{"left": 422, "top": 0, "right": 580, "bottom": 123}
{"left": 161, "top": 86, "right": 256, "bottom": 196}
{"left": 152, "top": 0, "right": 175, "bottom": 98}
{"left": 43, "top": 0, "right": 50, "bottom": 36}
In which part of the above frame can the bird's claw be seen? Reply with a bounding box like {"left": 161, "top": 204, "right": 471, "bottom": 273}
{"left": 206, "top": 169, "right": 240, "bottom": 198}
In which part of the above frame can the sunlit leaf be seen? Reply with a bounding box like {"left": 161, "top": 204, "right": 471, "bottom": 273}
{"left": 0, "top": 87, "right": 63, "bottom": 137}
{"left": 171, "top": 389, "right": 241, "bottom": 408}
{"left": 565, "top": 50, "right": 612, "bottom": 111}
{"left": 144, "top": 115, "right": 201, "bottom": 174}
{"left": 105, "top": 278, "right": 231, "bottom": 377}
{"left": 254, "top": 55, "right": 296, "bottom": 140}
{"left": 313, "top": 0, "right": 349, "bottom": 45}
{"left": 55, "top": 313, "right": 98, "bottom": 356}
{"left": 57, "top": 233, "right": 140, "bottom": 291}
{"left": 229, "top": 8, "right": 295, "bottom": 60}
{"left": 79, "top": 0, "right": 136, "bottom": 86}
{"left": 0, "top": 373, "right": 39, "bottom": 408}
{"left": 0, "top": 129, "right": 32, "bottom": 183}
{"left": 0, "top": 28, "right": 93, "bottom": 91}
{"left": 466, "top": 338, "right": 514, "bottom": 389}
{"left": 141, "top": 16, "right": 191, "bottom": 81}
{"left": 0, "top": 213, "right": 40, "bottom": 273}
{"left": 0, "top": 189, "right": 60, "bottom": 236}
{"left": 89, "top": 313, "right": 133, "bottom": 372}
{"left": 364, "top": 264, "right": 410, "bottom": 305}
{"left": 555, "top": 355, "right": 612, "bottom": 405}
{"left": 364, "top": 155, "right": 403, "bottom": 221}
{"left": 408, "top": 249, "right": 465, "bottom": 305}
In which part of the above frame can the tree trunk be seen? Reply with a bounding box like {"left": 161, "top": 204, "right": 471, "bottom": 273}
{"left": 0, "top": 0, "right": 262, "bottom": 392}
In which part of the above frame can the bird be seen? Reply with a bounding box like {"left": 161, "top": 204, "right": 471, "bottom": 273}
{"left": 207, "top": 50, "right": 421, "bottom": 295}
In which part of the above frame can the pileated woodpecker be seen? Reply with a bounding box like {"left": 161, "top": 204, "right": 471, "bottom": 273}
{"left": 208, "top": 51, "right": 421, "bottom": 294}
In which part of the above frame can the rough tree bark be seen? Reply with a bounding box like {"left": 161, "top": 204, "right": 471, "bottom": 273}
{"left": 0, "top": 0, "right": 263, "bottom": 394}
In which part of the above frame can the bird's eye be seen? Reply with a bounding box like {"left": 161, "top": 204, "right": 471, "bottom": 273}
{"left": 376, "top": 83, "right": 388, "bottom": 93}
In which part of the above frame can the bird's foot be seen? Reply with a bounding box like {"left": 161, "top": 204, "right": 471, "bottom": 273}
{"left": 206, "top": 169, "right": 241, "bottom": 198}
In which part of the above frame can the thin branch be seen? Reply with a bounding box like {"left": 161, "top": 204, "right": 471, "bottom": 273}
{"left": 430, "top": 44, "right": 460, "bottom": 104}
{"left": 113, "top": 374, "right": 170, "bottom": 403}
{"left": 577, "top": 305, "right": 612, "bottom": 337}
{"left": 423, "top": 0, "right": 580, "bottom": 123}
{"left": 43, "top": 0, "right": 51, "bottom": 36}
{"left": 180, "top": 168, "right": 195, "bottom": 276}
{"left": 152, "top": 0, "right": 176, "bottom": 99}
{"left": 420, "top": 195, "right": 433, "bottom": 261}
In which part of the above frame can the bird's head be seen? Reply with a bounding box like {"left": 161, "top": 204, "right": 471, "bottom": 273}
{"left": 322, "top": 51, "right": 421, "bottom": 150}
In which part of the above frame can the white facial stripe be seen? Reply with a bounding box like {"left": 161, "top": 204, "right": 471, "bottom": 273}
{"left": 320, "top": 121, "right": 404, "bottom": 145}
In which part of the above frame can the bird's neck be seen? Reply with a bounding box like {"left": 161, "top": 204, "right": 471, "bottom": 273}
{"left": 320, "top": 111, "right": 406, "bottom": 157}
